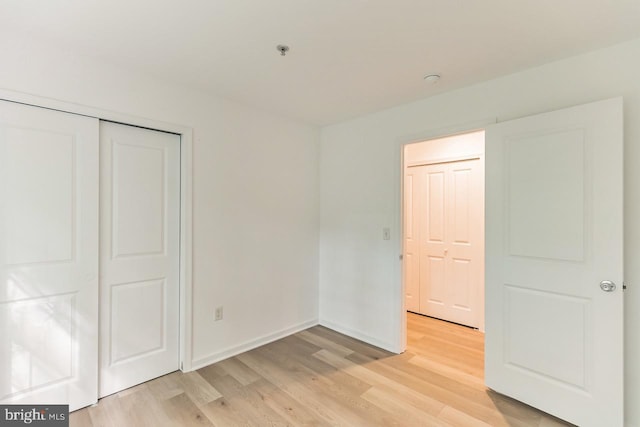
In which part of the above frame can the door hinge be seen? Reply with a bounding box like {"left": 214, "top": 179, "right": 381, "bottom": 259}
{"left": 623, "top": 282, "right": 627, "bottom": 291}
{"left": 399, "top": 254, "right": 403, "bottom": 261}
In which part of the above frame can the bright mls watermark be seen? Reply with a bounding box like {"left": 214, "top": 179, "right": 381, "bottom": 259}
{"left": 0, "top": 405, "right": 68, "bottom": 426}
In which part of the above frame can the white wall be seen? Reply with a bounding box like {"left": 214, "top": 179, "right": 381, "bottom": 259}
{"left": 0, "top": 39, "right": 320, "bottom": 369}
{"left": 319, "top": 37, "right": 640, "bottom": 426}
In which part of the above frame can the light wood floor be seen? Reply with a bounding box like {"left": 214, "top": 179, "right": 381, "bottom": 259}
{"left": 71, "top": 313, "right": 573, "bottom": 426}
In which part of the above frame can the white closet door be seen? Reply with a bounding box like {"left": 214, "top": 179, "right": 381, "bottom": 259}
{"left": 99, "top": 121, "right": 180, "bottom": 397}
{"left": 418, "top": 162, "right": 449, "bottom": 317}
{"left": 416, "top": 159, "right": 483, "bottom": 328}
{"left": 404, "top": 166, "right": 423, "bottom": 312}
{"left": 443, "top": 159, "right": 483, "bottom": 328}
{"left": 0, "top": 101, "right": 99, "bottom": 411}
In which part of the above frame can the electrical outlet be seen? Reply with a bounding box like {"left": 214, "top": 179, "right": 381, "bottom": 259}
{"left": 215, "top": 306, "right": 223, "bottom": 321}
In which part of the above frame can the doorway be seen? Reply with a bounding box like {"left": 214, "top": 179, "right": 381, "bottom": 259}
{"left": 397, "top": 98, "right": 624, "bottom": 426}
{"left": 402, "top": 130, "right": 485, "bottom": 330}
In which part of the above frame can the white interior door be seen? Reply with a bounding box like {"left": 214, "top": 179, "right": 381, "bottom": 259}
{"left": 403, "top": 166, "right": 423, "bottom": 312}
{"left": 441, "top": 159, "right": 483, "bottom": 328}
{"left": 418, "top": 162, "right": 448, "bottom": 318}
{"left": 99, "top": 121, "right": 180, "bottom": 397}
{"left": 0, "top": 101, "right": 99, "bottom": 411}
{"left": 485, "top": 98, "right": 623, "bottom": 426}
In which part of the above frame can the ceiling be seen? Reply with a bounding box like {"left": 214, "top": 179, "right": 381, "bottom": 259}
{"left": 2, "top": 0, "right": 640, "bottom": 126}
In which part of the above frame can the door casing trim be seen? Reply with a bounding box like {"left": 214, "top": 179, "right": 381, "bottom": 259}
{"left": 393, "top": 118, "right": 496, "bottom": 353}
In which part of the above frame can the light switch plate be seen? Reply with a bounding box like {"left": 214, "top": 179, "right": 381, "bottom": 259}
{"left": 383, "top": 227, "right": 391, "bottom": 240}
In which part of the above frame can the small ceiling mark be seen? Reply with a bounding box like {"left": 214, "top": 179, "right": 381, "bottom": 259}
{"left": 277, "top": 45, "right": 290, "bottom": 56}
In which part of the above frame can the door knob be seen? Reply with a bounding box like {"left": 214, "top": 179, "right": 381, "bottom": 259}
{"left": 600, "top": 280, "right": 616, "bottom": 292}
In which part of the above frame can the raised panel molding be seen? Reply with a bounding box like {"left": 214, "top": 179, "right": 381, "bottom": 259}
{"left": 451, "top": 258, "right": 471, "bottom": 310}
{"left": 506, "top": 129, "right": 586, "bottom": 262}
{"left": 427, "top": 171, "right": 445, "bottom": 243}
{"left": 0, "top": 293, "right": 77, "bottom": 399}
{"left": 112, "top": 141, "right": 166, "bottom": 259}
{"left": 426, "top": 256, "right": 445, "bottom": 305}
{"left": 452, "top": 167, "right": 471, "bottom": 244}
{"left": 4, "top": 127, "right": 75, "bottom": 266}
{"left": 504, "top": 284, "right": 591, "bottom": 391}
{"left": 110, "top": 279, "right": 166, "bottom": 365}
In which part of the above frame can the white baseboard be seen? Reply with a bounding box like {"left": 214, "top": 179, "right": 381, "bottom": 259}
{"left": 318, "top": 319, "right": 400, "bottom": 354}
{"left": 189, "top": 318, "right": 319, "bottom": 371}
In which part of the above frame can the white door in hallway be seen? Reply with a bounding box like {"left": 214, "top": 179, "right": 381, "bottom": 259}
{"left": 485, "top": 98, "right": 623, "bottom": 426}
{"left": 416, "top": 159, "right": 483, "bottom": 328}
{"left": 403, "top": 165, "right": 423, "bottom": 312}
{"left": 99, "top": 121, "right": 180, "bottom": 397}
{"left": 0, "top": 101, "right": 99, "bottom": 411}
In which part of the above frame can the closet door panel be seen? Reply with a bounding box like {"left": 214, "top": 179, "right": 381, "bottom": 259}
{"left": 404, "top": 168, "right": 422, "bottom": 312}
{"left": 0, "top": 101, "right": 99, "bottom": 411}
{"left": 417, "top": 158, "right": 483, "bottom": 328}
{"left": 445, "top": 159, "right": 482, "bottom": 327}
{"left": 419, "top": 163, "right": 449, "bottom": 318}
{"left": 99, "top": 122, "right": 180, "bottom": 398}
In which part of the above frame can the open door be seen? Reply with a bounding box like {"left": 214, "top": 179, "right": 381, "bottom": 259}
{"left": 485, "top": 98, "right": 623, "bottom": 426}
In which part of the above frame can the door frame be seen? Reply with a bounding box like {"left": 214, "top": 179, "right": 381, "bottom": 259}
{"left": 393, "top": 118, "right": 495, "bottom": 353}
{"left": 0, "top": 88, "right": 195, "bottom": 372}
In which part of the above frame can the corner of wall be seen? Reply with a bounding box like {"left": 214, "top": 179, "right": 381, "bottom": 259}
{"left": 189, "top": 318, "right": 319, "bottom": 371}
{"left": 318, "top": 318, "right": 401, "bottom": 354}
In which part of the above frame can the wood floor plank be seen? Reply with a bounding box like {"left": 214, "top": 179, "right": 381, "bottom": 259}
{"left": 69, "top": 407, "right": 93, "bottom": 427}
{"left": 296, "top": 329, "right": 355, "bottom": 358}
{"left": 438, "top": 405, "right": 494, "bottom": 427}
{"left": 114, "top": 385, "right": 173, "bottom": 427}
{"left": 238, "top": 348, "right": 399, "bottom": 426}
{"left": 408, "top": 353, "right": 486, "bottom": 389}
{"left": 207, "top": 375, "right": 289, "bottom": 426}
{"left": 200, "top": 397, "right": 252, "bottom": 427}
{"left": 376, "top": 352, "right": 541, "bottom": 424}
{"left": 539, "top": 415, "right": 577, "bottom": 427}
{"left": 360, "top": 386, "right": 452, "bottom": 427}
{"left": 370, "top": 352, "right": 502, "bottom": 411}
{"left": 175, "top": 371, "right": 223, "bottom": 407}
{"left": 295, "top": 366, "right": 403, "bottom": 427}
{"left": 214, "top": 357, "right": 262, "bottom": 386}
{"left": 409, "top": 340, "right": 484, "bottom": 376}
{"left": 77, "top": 313, "right": 573, "bottom": 426}
{"left": 312, "top": 348, "right": 446, "bottom": 417}
{"left": 146, "top": 373, "right": 185, "bottom": 401}
{"left": 87, "top": 394, "right": 130, "bottom": 427}
{"left": 160, "top": 392, "right": 214, "bottom": 427}
{"left": 249, "top": 378, "right": 330, "bottom": 427}
{"left": 236, "top": 351, "right": 356, "bottom": 425}
{"left": 259, "top": 339, "right": 372, "bottom": 397}
{"left": 308, "top": 326, "right": 392, "bottom": 360}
